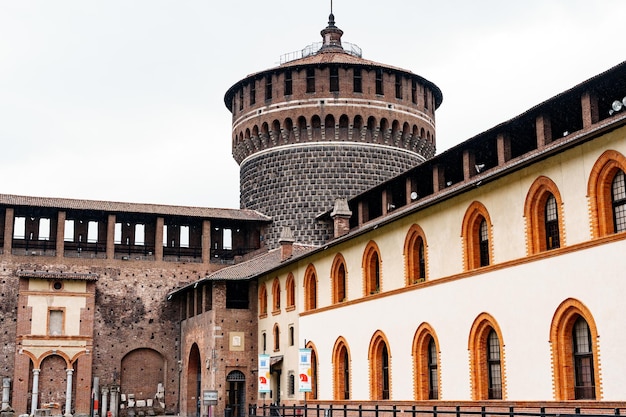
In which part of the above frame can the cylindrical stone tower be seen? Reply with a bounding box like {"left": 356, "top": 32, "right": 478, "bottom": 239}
{"left": 224, "top": 13, "right": 442, "bottom": 247}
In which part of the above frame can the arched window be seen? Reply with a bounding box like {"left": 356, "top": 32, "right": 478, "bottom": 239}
{"left": 362, "top": 241, "right": 382, "bottom": 295}
{"left": 258, "top": 284, "right": 268, "bottom": 318}
{"left": 331, "top": 254, "right": 347, "bottom": 303}
{"left": 468, "top": 313, "right": 505, "bottom": 400}
{"left": 273, "top": 324, "right": 280, "bottom": 351}
{"left": 550, "top": 298, "right": 600, "bottom": 400}
{"left": 306, "top": 342, "right": 318, "bottom": 400}
{"left": 285, "top": 273, "right": 295, "bottom": 311}
{"left": 304, "top": 264, "right": 317, "bottom": 311}
{"left": 271, "top": 277, "right": 281, "bottom": 314}
{"left": 333, "top": 337, "right": 351, "bottom": 400}
{"left": 587, "top": 150, "right": 626, "bottom": 237}
{"left": 412, "top": 323, "right": 440, "bottom": 400}
{"left": 524, "top": 176, "right": 565, "bottom": 253}
{"left": 404, "top": 224, "right": 427, "bottom": 285}
{"left": 462, "top": 202, "right": 493, "bottom": 270}
{"left": 369, "top": 331, "right": 391, "bottom": 400}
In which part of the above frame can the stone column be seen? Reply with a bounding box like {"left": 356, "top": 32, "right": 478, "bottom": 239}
{"left": 106, "top": 214, "right": 116, "bottom": 260}
{"left": 56, "top": 211, "right": 66, "bottom": 258}
{"left": 109, "top": 386, "right": 119, "bottom": 417}
{"left": 65, "top": 369, "right": 73, "bottom": 417}
{"left": 202, "top": 220, "right": 211, "bottom": 263}
{"left": 31, "top": 368, "right": 40, "bottom": 415}
{"left": 100, "top": 387, "right": 108, "bottom": 417}
{"left": 3, "top": 208, "right": 14, "bottom": 255}
{"left": 1, "top": 377, "right": 10, "bottom": 411}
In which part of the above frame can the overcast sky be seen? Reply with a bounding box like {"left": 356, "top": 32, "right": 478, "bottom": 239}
{"left": 1, "top": 1, "right": 625, "bottom": 209}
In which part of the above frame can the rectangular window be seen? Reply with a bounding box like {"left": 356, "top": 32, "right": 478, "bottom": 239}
{"left": 284, "top": 70, "right": 293, "bottom": 96}
{"left": 411, "top": 80, "right": 417, "bottom": 104}
{"left": 162, "top": 225, "right": 168, "bottom": 247}
{"left": 395, "top": 74, "right": 402, "bottom": 99}
{"left": 265, "top": 75, "right": 272, "bottom": 101}
{"left": 289, "top": 325, "right": 294, "bottom": 346}
{"left": 424, "top": 89, "right": 429, "bottom": 109}
{"left": 238, "top": 89, "right": 243, "bottom": 111}
{"left": 226, "top": 281, "right": 249, "bottom": 309}
{"left": 353, "top": 68, "right": 362, "bottom": 93}
{"left": 48, "top": 309, "right": 64, "bottom": 336}
{"left": 375, "top": 68, "right": 384, "bottom": 95}
{"left": 135, "top": 224, "right": 145, "bottom": 246}
{"left": 306, "top": 68, "right": 315, "bottom": 93}
{"left": 114, "top": 223, "right": 122, "bottom": 244}
{"left": 180, "top": 225, "right": 190, "bottom": 248}
{"left": 330, "top": 67, "right": 339, "bottom": 92}
{"left": 39, "top": 218, "right": 50, "bottom": 240}
{"left": 64, "top": 220, "right": 75, "bottom": 242}
{"left": 288, "top": 371, "right": 295, "bottom": 397}
{"left": 250, "top": 80, "right": 256, "bottom": 105}
{"left": 13, "top": 217, "right": 25, "bottom": 239}
{"left": 87, "top": 221, "right": 98, "bottom": 243}
{"left": 223, "top": 228, "right": 232, "bottom": 250}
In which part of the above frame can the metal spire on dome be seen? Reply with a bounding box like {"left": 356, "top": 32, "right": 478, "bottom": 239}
{"left": 320, "top": 0, "right": 343, "bottom": 50}
{"left": 328, "top": 0, "right": 335, "bottom": 27}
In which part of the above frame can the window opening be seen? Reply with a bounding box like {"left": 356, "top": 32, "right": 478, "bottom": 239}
{"left": 411, "top": 80, "right": 417, "bottom": 104}
{"left": 39, "top": 218, "right": 50, "bottom": 240}
{"left": 64, "top": 220, "right": 75, "bottom": 242}
{"left": 306, "top": 68, "right": 315, "bottom": 93}
{"left": 573, "top": 317, "right": 596, "bottom": 399}
{"left": 114, "top": 223, "right": 122, "bottom": 244}
{"left": 284, "top": 70, "right": 293, "bottom": 95}
{"left": 239, "top": 88, "right": 243, "bottom": 111}
{"left": 382, "top": 344, "right": 390, "bottom": 399}
{"left": 487, "top": 330, "right": 502, "bottom": 399}
{"left": 353, "top": 68, "right": 362, "bottom": 93}
{"left": 395, "top": 74, "right": 402, "bottom": 99}
{"left": 49, "top": 310, "right": 63, "bottom": 336}
{"left": 545, "top": 194, "right": 560, "bottom": 249}
{"left": 135, "top": 224, "right": 145, "bottom": 246}
{"left": 13, "top": 217, "right": 25, "bottom": 239}
{"left": 87, "top": 221, "right": 98, "bottom": 243}
{"left": 265, "top": 75, "right": 272, "bottom": 101}
{"left": 180, "top": 225, "right": 190, "bottom": 248}
{"left": 250, "top": 80, "right": 256, "bottom": 105}
{"left": 330, "top": 66, "right": 339, "bottom": 92}
{"left": 223, "top": 228, "right": 233, "bottom": 250}
{"left": 428, "top": 338, "right": 438, "bottom": 399}
{"left": 375, "top": 68, "right": 384, "bottom": 95}
{"left": 479, "top": 219, "right": 490, "bottom": 267}
{"left": 612, "top": 169, "right": 626, "bottom": 232}
{"left": 289, "top": 326, "right": 294, "bottom": 346}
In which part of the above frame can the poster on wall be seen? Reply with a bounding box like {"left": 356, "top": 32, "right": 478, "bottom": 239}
{"left": 258, "top": 354, "right": 271, "bottom": 393}
{"left": 298, "top": 348, "right": 312, "bottom": 392}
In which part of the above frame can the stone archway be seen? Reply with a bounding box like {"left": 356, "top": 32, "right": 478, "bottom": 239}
{"left": 120, "top": 348, "right": 166, "bottom": 415}
{"left": 186, "top": 344, "right": 202, "bottom": 417}
{"left": 226, "top": 370, "right": 245, "bottom": 417}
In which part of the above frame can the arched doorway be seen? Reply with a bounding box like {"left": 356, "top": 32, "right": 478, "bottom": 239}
{"left": 226, "top": 370, "right": 245, "bottom": 417}
{"left": 187, "top": 344, "right": 202, "bottom": 417}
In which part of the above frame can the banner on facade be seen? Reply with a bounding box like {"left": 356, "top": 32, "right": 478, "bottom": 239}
{"left": 298, "top": 348, "right": 312, "bottom": 392}
{"left": 258, "top": 354, "right": 271, "bottom": 393}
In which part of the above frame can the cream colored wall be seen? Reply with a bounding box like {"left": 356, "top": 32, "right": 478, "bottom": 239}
{"left": 274, "top": 125, "right": 626, "bottom": 401}
{"left": 27, "top": 279, "right": 87, "bottom": 336}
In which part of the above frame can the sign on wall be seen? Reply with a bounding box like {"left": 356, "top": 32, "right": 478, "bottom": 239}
{"left": 203, "top": 390, "right": 218, "bottom": 405}
{"left": 258, "top": 354, "right": 271, "bottom": 393}
{"left": 298, "top": 348, "right": 312, "bottom": 392}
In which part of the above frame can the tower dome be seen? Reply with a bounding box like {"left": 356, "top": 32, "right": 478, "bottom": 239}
{"left": 224, "top": 14, "right": 443, "bottom": 247}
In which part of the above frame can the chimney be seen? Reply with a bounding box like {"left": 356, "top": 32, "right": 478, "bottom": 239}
{"left": 278, "top": 227, "right": 295, "bottom": 261}
{"left": 330, "top": 199, "right": 352, "bottom": 238}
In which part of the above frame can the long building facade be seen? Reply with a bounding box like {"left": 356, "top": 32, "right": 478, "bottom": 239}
{"left": 2, "top": 9, "right": 626, "bottom": 417}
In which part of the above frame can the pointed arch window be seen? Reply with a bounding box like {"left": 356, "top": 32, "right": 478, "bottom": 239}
{"left": 273, "top": 324, "right": 280, "bottom": 351}
{"left": 587, "top": 150, "right": 626, "bottom": 237}
{"left": 404, "top": 225, "right": 427, "bottom": 285}
{"left": 545, "top": 194, "right": 560, "bottom": 249}
{"left": 413, "top": 323, "right": 440, "bottom": 400}
{"left": 369, "top": 331, "right": 391, "bottom": 400}
{"left": 550, "top": 299, "right": 600, "bottom": 400}
{"left": 333, "top": 338, "right": 351, "bottom": 400}
{"left": 305, "top": 342, "right": 318, "bottom": 400}
{"left": 331, "top": 254, "right": 347, "bottom": 303}
{"left": 286, "top": 273, "right": 296, "bottom": 311}
{"left": 462, "top": 202, "right": 493, "bottom": 270}
{"left": 525, "top": 176, "right": 565, "bottom": 253}
{"left": 469, "top": 313, "right": 506, "bottom": 400}
{"left": 271, "top": 277, "right": 281, "bottom": 314}
{"left": 363, "top": 241, "right": 382, "bottom": 295}
{"left": 304, "top": 265, "right": 317, "bottom": 311}
{"left": 611, "top": 169, "right": 626, "bottom": 232}
{"left": 258, "top": 285, "right": 268, "bottom": 318}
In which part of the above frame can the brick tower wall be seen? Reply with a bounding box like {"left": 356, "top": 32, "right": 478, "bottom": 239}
{"left": 240, "top": 143, "right": 424, "bottom": 247}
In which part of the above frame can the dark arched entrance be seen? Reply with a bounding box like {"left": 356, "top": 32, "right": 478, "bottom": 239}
{"left": 226, "top": 370, "right": 245, "bottom": 417}
{"left": 187, "top": 344, "right": 201, "bottom": 417}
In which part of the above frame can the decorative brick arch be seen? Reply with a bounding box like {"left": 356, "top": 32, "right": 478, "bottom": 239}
{"left": 331, "top": 253, "right": 348, "bottom": 304}
{"left": 285, "top": 272, "right": 295, "bottom": 311}
{"left": 524, "top": 176, "right": 566, "bottom": 254}
{"left": 305, "top": 341, "right": 319, "bottom": 400}
{"left": 368, "top": 330, "right": 392, "bottom": 400}
{"left": 362, "top": 241, "right": 382, "bottom": 295}
{"left": 412, "top": 322, "right": 440, "bottom": 400}
{"left": 587, "top": 149, "right": 626, "bottom": 237}
{"left": 303, "top": 264, "right": 317, "bottom": 311}
{"left": 332, "top": 336, "right": 352, "bottom": 400}
{"left": 461, "top": 201, "right": 494, "bottom": 270}
{"left": 404, "top": 224, "right": 428, "bottom": 285}
{"left": 468, "top": 313, "right": 507, "bottom": 400}
{"left": 549, "top": 298, "right": 602, "bottom": 400}
{"left": 258, "top": 283, "right": 268, "bottom": 318}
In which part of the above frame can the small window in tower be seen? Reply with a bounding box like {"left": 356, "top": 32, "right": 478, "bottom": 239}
{"left": 239, "top": 89, "right": 243, "bottom": 111}
{"left": 375, "top": 68, "right": 384, "bottom": 95}
{"left": 330, "top": 67, "right": 339, "bottom": 92}
{"left": 306, "top": 68, "right": 315, "bottom": 93}
{"left": 411, "top": 80, "right": 417, "bottom": 104}
{"left": 265, "top": 75, "right": 272, "bottom": 101}
{"left": 395, "top": 74, "right": 402, "bottom": 99}
{"left": 284, "top": 70, "right": 293, "bottom": 96}
{"left": 250, "top": 80, "right": 256, "bottom": 105}
{"left": 353, "top": 68, "right": 362, "bottom": 93}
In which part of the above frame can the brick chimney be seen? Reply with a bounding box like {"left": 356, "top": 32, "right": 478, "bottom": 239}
{"left": 330, "top": 199, "right": 352, "bottom": 238}
{"left": 278, "top": 227, "right": 295, "bottom": 261}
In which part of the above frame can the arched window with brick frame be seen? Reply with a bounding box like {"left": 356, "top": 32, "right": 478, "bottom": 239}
{"left": 271, "top": 277, "right": 281, "bottom": 314}
{"left": 331, "top": 253, "right": 348, "bottom": 303}
{"left": 305, "top": 341, "right": 319, "bottom": 400}
{"left": 258, "top": 284, "right": 268, "bottom": 318}
{"left": 412, "top": 323, "right": 440, "bottom": 400}
{"left": 303, "top": 264, "right": 317, "bottom": 311}
{"left": 462, "top": 202, "right": 493, "bottom": 270}
{"left": 332, "top": 337, "right": 351, "bottom": 400}
{"left": 524, "top": 176, "right": 565, "bottom": 254}
{"left": 369, "top": 330, "right": 391, "bottom": 400}
{"left": 468, "top": 313, "right": 506, "bottom": 400}
{"left": 550, "top": 298, "right": 601, "bottom": 400}
{"left": 273, "top": 323, "right": 280, "bottom": 351}
{"left": 285, "top": 273, "right": 296, "bottom": 311}
{"left": 362, "top": 241, "right": 382, "bottom": 295}
{"left": 587, "top": 149, "right": 626, "bottom": 237}
{"left": 404, "top": 224, "right": 428, "bottom": 285}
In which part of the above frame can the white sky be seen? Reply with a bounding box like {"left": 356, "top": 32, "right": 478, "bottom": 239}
{"left": 0, "top": 1, "right": 624, "bottom": 209}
